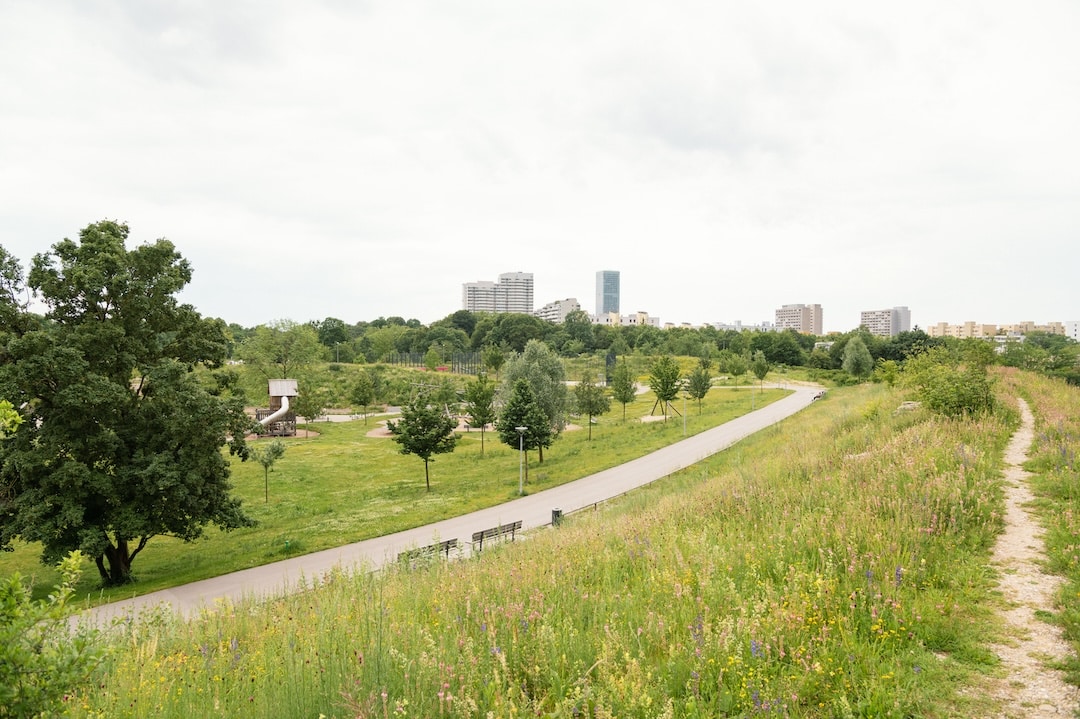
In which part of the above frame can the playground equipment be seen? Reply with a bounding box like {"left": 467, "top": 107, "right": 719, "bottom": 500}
{"left": 256, "top": 379, "right": 298, "bottom": 436}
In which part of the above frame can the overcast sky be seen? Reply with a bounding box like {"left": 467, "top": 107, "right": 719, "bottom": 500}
{"left": 1, "top": 1, "right": 1077, "bottom": 333}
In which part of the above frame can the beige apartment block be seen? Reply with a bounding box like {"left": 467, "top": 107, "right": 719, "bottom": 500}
{"left": 999, "top": 321, "right": 1066, "bottom": 335}
{"left": 928, "top": 320, "right": 1067, "bottom": 338}
{"left": 860, "top": 306, "right": 911, "bottom": 337}
{"left": 926, "top": 322, "right": 997, "bottom": 339}
{"left": 775, "top": 303, "right": 823, "bottom": 334}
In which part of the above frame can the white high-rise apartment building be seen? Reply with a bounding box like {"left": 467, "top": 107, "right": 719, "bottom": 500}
{"left": 775, "top": 303, "right": 823, "bottom": 335}
{"left": 595, "top": 270, "right": 620, "bottom": 315}
{"left": 462, "top": 272, "right": 534, "bottom": 313}
{"left": 536, "top": 298, "right": 580, "bottom": 323}
{"left": 860, "top": 306, "right": 911, "bottom": 337}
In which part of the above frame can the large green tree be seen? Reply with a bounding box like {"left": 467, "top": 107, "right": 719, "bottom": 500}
{"left": 487, "top": 313, "right": 550, "bottom": 353}
{"left": 648, "top": 355, "right": 682, "bottom": 418}
{"left": 563, "top": 309, "right": 595, "bottom": 351}
{"left": 237, "top": 319, "right": 322, "bottom": 379}
{"left": 0, "top": 221, "right": 254, "bottom": 585}
{"left": 386, "top": 393, "right": 459, "bottom": 492}
{"left": 842, "top": 335, "right": 875, "bottom": 379}
{"left": 499, "top": 339, "right": 567, "bottom": 462}
{"left": 313, "top": 317, "right": 349, "bottom": 349}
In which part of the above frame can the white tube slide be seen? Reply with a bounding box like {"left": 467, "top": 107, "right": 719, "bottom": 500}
{"left": 259, "top": 394, "right": 291, "bottom": 426}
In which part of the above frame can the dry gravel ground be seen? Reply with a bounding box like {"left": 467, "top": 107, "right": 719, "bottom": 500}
{"left": 975, "top": 398, "right": 1079, "bottom": 717}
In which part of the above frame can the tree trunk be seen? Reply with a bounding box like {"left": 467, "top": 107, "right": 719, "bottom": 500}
{"left": 424, "top": 458, "right": 431, "bottom": 491}
{"left": 98, "top": 539, "right": 133, "bottom": 585}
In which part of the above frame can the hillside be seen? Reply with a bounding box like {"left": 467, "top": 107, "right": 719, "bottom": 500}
{"left": 49, "top": 373, "right": 1080, "bottom": 716}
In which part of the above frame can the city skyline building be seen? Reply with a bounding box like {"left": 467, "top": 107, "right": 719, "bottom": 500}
{"left": 860, "top": 306, "right": 911, "bottom": 337}
{"left": 775, "top": 303, "right": 823, "bottom": 335}
{"left": 595, "top": 270, "right": 620, "bottom": 316}
{"left": 927, "top": 320, "right": 1071, "bottom": 339}
{"left": 535, "top": 297, "right": 581, "bottom": 323}
{"left": 461, "top": 271, "right": 534, "bottom": 314}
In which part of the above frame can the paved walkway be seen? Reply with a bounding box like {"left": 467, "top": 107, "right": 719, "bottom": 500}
{"left": 80, "top": 385, "right": 819, "bottom": 625}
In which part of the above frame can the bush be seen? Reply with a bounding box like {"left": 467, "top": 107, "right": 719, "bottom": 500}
{"left": 903, "top": 347, "right": 995, "bottom": 418}
{"left": 0, "top": 551, "right": 107, "bottom": 718}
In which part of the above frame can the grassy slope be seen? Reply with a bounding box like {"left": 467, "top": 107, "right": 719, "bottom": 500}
{"left": 1, "top": 384, "right": 785, "bottom": 605}
{"left": 61, "top": 376, "right": 1062, "bottom": 718}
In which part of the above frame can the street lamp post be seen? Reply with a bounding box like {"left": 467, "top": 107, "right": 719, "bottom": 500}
{"left": 682, "top": 381, "right": 688, "bottom": 437}
{"left": 515, "top": 426, "right": 528, "bottom": 495}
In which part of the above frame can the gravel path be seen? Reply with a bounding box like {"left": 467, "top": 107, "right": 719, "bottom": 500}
{"left": 978, "top": 398, "right": 1079, "bottom": 717}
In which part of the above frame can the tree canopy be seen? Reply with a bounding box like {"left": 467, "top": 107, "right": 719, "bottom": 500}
{"left": 0, "top": 221, "right": 254, "bottom": 585}
{"left": 237, "top": 319, "right": 322, "bottom": 379}
{"left": 841, "top": 335, "right": 874, "bottom": 379}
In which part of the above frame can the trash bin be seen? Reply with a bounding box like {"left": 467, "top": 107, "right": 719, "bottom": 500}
{"left": 552, "top": 508, "right": 563, "bottom": 526}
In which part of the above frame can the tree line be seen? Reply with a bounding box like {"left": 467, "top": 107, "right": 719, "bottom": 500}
{"left": 231, "top": 310, "right": 1079, "bottom": 388}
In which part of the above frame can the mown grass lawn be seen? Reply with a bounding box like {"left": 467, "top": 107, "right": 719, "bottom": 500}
{"left": 1, "top": 385, "right": 787, "bottom": 605}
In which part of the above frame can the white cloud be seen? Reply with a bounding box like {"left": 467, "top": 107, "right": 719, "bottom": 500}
{"left": 1, "top": 0, "right": 1077, "bottom": 332}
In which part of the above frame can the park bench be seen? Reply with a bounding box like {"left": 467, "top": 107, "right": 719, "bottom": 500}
{"left": 471, "top": 520, "right": 522, "bottom": 552}
{"left": 397, "top": 538, "right": 458, "bottom": 564}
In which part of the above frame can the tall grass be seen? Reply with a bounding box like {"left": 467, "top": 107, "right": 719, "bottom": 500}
{"left": 60, "top": 378, "right": 1039, "bottom": 717}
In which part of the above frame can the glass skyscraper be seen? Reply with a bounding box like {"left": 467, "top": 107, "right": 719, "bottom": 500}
{"left": 595, "top": 270, "right": 620, "bottom": 315}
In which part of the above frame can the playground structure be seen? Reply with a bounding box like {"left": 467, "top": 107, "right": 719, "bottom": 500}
{"left": 256, "top": 379, "right": 298, "bottom": 436}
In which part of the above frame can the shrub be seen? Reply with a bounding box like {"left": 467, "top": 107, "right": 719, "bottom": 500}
{"left": 903, "top": 347, "right": 995, "bottom": 418}
{"left": 0, "top": 551, "right": 107, "bottom": 718}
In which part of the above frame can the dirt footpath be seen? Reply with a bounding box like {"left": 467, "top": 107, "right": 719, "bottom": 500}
{"left": 975, "top": 398, "right": 1079, "bottom": 717}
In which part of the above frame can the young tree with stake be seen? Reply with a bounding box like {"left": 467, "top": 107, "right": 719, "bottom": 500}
{"left": 386, "top": 392, "right": 460, "bottom": 492}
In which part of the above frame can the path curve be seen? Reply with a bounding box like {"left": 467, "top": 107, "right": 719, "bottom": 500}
{"left": 978, "top": 398, "right": 1079, "bottom": 716}
{"left": 79, "top": 385, "right": 820, "bottom": 626}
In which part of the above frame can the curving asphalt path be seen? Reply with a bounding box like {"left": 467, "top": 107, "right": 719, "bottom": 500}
{"left": 79, "top": 384, "right": 819, "bottom": 626}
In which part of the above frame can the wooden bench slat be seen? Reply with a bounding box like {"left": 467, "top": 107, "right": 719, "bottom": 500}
{"left": 397, "top": 538, "right": 458, "bottom": 562}
{"left": 471, "top": 520, "right": 523, "bottom": 551}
